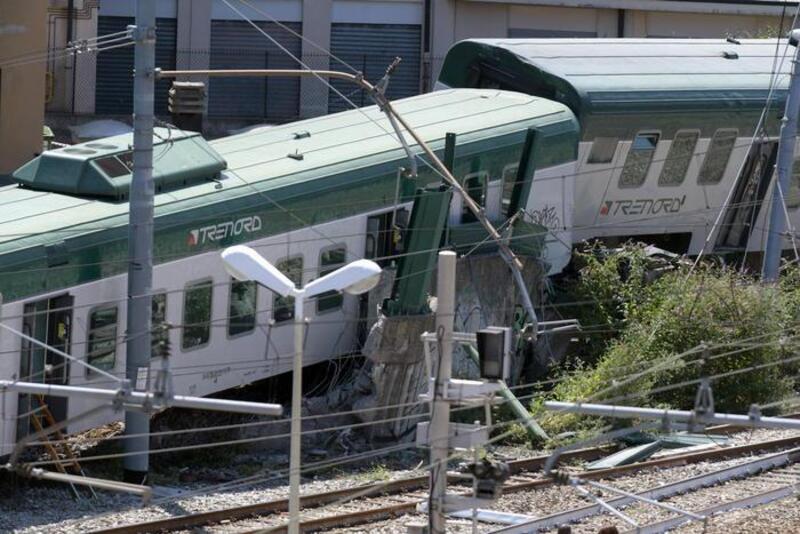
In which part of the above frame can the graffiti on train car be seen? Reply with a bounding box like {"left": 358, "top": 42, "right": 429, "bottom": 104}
{"left": 202, "top": 366, "right": 232, "bottom": 383}
{"left": 599, "top": 195, "right": 686, "bottom": 217}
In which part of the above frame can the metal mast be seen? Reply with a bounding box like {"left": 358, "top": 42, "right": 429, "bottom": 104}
{"left": 123, "top": 0, "right": 156, "bottom": 484}
{"left": 429, "top": 251, "right": 456, "bottom": 534}
{"left": 763, "top": 30, "right": 800, "bottom": 282}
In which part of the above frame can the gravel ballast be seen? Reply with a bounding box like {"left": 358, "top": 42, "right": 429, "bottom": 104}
{"left": 2, "top": 427, "right": 798, "bottom": 533}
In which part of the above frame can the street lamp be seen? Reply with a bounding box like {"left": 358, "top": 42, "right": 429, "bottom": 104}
{"left": 220, "top": 245, "right": 382, "bottom": 534}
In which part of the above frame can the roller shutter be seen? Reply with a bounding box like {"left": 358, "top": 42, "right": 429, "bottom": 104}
{"left": 208, "top": 20, "right": 301, "bottom": 122}
{"left": 328, "top": 24, "right": 421, "bottom": 114}
{"left": 95, "top": 16, "right": 177, "bottom": 115}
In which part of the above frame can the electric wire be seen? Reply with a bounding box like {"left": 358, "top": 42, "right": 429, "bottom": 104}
{"left": 12, "top": 326, "right": 795, "bottom": 455}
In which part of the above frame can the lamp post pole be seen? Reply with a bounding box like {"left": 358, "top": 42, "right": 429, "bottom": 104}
{"left": 219, "top": 246, "right": 381, "bottom": 534}
{"left": 289, "top": 292, "right": 305, "bottom": 534}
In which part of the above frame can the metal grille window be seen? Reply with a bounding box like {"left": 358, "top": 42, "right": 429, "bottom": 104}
{"left": 208, "top": 20, "right": 301, "bottom": 121}
{"left": 229, "top": 280, "right": 257, "bottom": 336}
{"left": 151, "top": 293, "right": 169, "bottom": 359}
{"left": 619, "top": 133, "right": 659, "bottom": 188}
{"left": 317, "top": 247, "right": 346, "bottom": 313}
{"left": 659, "top": 130, "right": 699, "bottom": 186}
{"left": 587, "top": 137, "right": 619, "bottom": 164}
{"left": 698, "top": 129, "right": 738, "bottom": 185}
{"left": 96, "top": 17, "right": 177, "bottom": 115}
{"left": 274, "top": 257, "right": 303, "bottom": 323}
{"left": 87, "top": 305, "right": 118, "bottom": 373}
{"left": 182, "top": 280, "right": 213, "bottom": 350}
{"left": 328, "top": 24, "right": 421, "bottom": 113}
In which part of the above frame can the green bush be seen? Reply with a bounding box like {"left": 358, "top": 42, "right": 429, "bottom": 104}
{"left": 539, "top": 244, "right": 800, "bottom": 436}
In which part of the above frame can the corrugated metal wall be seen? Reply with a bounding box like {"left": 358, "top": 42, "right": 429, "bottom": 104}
{"left": 328, "top": 24, "right": 421, "bottom": 114}
{"left": 95, "top": 16, "right": 177, "bottom": 115}
{"left": 208, "top": 20, "right": 301, "bottom": 122}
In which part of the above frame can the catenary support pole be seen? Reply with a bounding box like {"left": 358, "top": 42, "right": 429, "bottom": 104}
{"left": 124, "top": 0, "right": 156, "bottom": 484}
{"left": 0, "top": 381, "right": 282, "bottom": 418}
{"left": 429, "top": 251, "right": 456, "bottom": 534}
{"left": 289, "top": 293, "right": 305, "bottom": 534}
{"left": 545, "top": 401, "right": 800, "bottom": 430}
{"left": 763, "top": 29, "right": 800, "bottom": 282}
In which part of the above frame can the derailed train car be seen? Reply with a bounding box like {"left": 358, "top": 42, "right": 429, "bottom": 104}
{"left": 437, "top": 38, "right": 797, "bottom": 255}
{"left": 0, "top": 89, "right": 579, "bottom": 456}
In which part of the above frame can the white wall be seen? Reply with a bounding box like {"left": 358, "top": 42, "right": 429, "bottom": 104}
{"left": 332, "top": 0, "right": 423, "bottom": 24}
{"left": 210, "top": 0, "right": 302, "bottom": 21}
{"left": 97, "top": 0, "right": 178, "bottom": 18}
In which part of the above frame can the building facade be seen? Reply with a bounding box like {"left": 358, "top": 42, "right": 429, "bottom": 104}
{"left": 44, "top": 0, "right": 795, "bottom": 129}
{"left": 0, "top": 1, "right": 47, "bottom": 175}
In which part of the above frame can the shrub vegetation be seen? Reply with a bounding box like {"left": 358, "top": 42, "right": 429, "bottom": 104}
{"left": 536, "top": 243, "right": 800, "bottom": 437}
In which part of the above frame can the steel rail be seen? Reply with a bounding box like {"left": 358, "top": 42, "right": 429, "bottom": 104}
{"left": 627, "top": 484, "right": 799, "bottom": 534}
{"left": 493, "top": 446, "right": 800, "bottom": 533}
{"left": 88, "top": 433, "right": 800, "bottom": 534}
{"left": 86, "top": 446, "right": 608, "bottom": 534}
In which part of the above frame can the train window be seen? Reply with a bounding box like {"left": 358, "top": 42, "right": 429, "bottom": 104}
{"left": 95, "top": 156, "right": 130, "bottom": 178}
{"left": 501, "top": 164, "right": 518, "bottom": 215}
{"left": 228, "top": 279, "right": 257, "bottom": 336}
{"left": 87, "top": 305, "right": 118, "bottom": 374}
{"left": 151, "top": 292, "right": 170, "bottom": 358}
{"left": 317, "top": 246, "right": 347, "bottom": 313}
{"left": 619, "top": 132, "right": 660, "bottom": 188}
{"left": 659, "top": 130, "right": 700, "bottom": 186}
{"left": 698, "top": 129, "right": 738, "bottom": 185}
{"left": 462, "top": 171, "right": 488, "bottom": 222}
{"left": 587, "top": 137, "right": 619, "bottom": 164}
{"left": 274, "top": 256, "right": 303, "bottom": 323}
{"left": 182, "top": 279, "right": 213, "bottom": 350}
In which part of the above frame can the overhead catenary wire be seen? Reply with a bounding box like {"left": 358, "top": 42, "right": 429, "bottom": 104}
{"left": 0, "top": 29, "right": 135, "bottom": 70}
{"left": 6, "top": 3, "right": 800, "bottom": 510}
{"left": 14, "top": 326, "right": 796, "bottom": 457}
{"left": 0, "top": 130, "right": 784, "bottom": 256}
{"left": 9, "top": 333, "right": 800, "bottom": 531}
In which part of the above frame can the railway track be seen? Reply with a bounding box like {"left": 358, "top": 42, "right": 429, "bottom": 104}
{"left": 90, "top": 432, "right": 800, "bottom": 534}
{"left": 493, "top": 445, "right": 800, "bottom": 533}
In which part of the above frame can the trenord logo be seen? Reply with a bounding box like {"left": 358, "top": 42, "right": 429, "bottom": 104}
{"left": 187, "top": 215, "right": 263, "bottom": 246}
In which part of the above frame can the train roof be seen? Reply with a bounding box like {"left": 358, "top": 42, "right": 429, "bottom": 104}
{"left": 0, "top": 89, "right": 578, "bottom": 301}
{"left": 438, "top": 39, "right": 791, "bottom": 136}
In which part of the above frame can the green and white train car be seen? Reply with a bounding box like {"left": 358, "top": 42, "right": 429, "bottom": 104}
{"left": 437, "top": 38, "right": 797, "bottom": 254}
{"left": 0, "top": 89, "right": 579, "bottom": 455}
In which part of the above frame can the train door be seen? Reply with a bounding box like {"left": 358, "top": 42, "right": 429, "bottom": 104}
{"left": 359, "top": 209, "right": 408, "bottom": 342}
{"left": 16, "top": 294, "right": 73, "bottom": 438}
{"left": 715, "top": 141, "right": 778, "bottom": 251}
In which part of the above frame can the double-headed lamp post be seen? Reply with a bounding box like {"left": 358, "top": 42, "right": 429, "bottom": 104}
{"left": 220, "top": 245, "right": 382, "bottom": 534}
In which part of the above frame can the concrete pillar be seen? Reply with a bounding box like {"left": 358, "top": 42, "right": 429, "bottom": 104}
{"left": 429, "top": 0, "right": 456, "bottom": 90}
{"left": 595, "top": 8, "right": 618, "bottom": 38}
{"left": 299, "top": 0, "right": 331, "bottom": 118}
{"left": 176, "top": 0, "right": 211, "bottom": 73}
{"left": 626, "top": 9, "right": 648, "bottom": 37}
{"left": 72, "top": 4, "right": 99, "bottom": 114}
